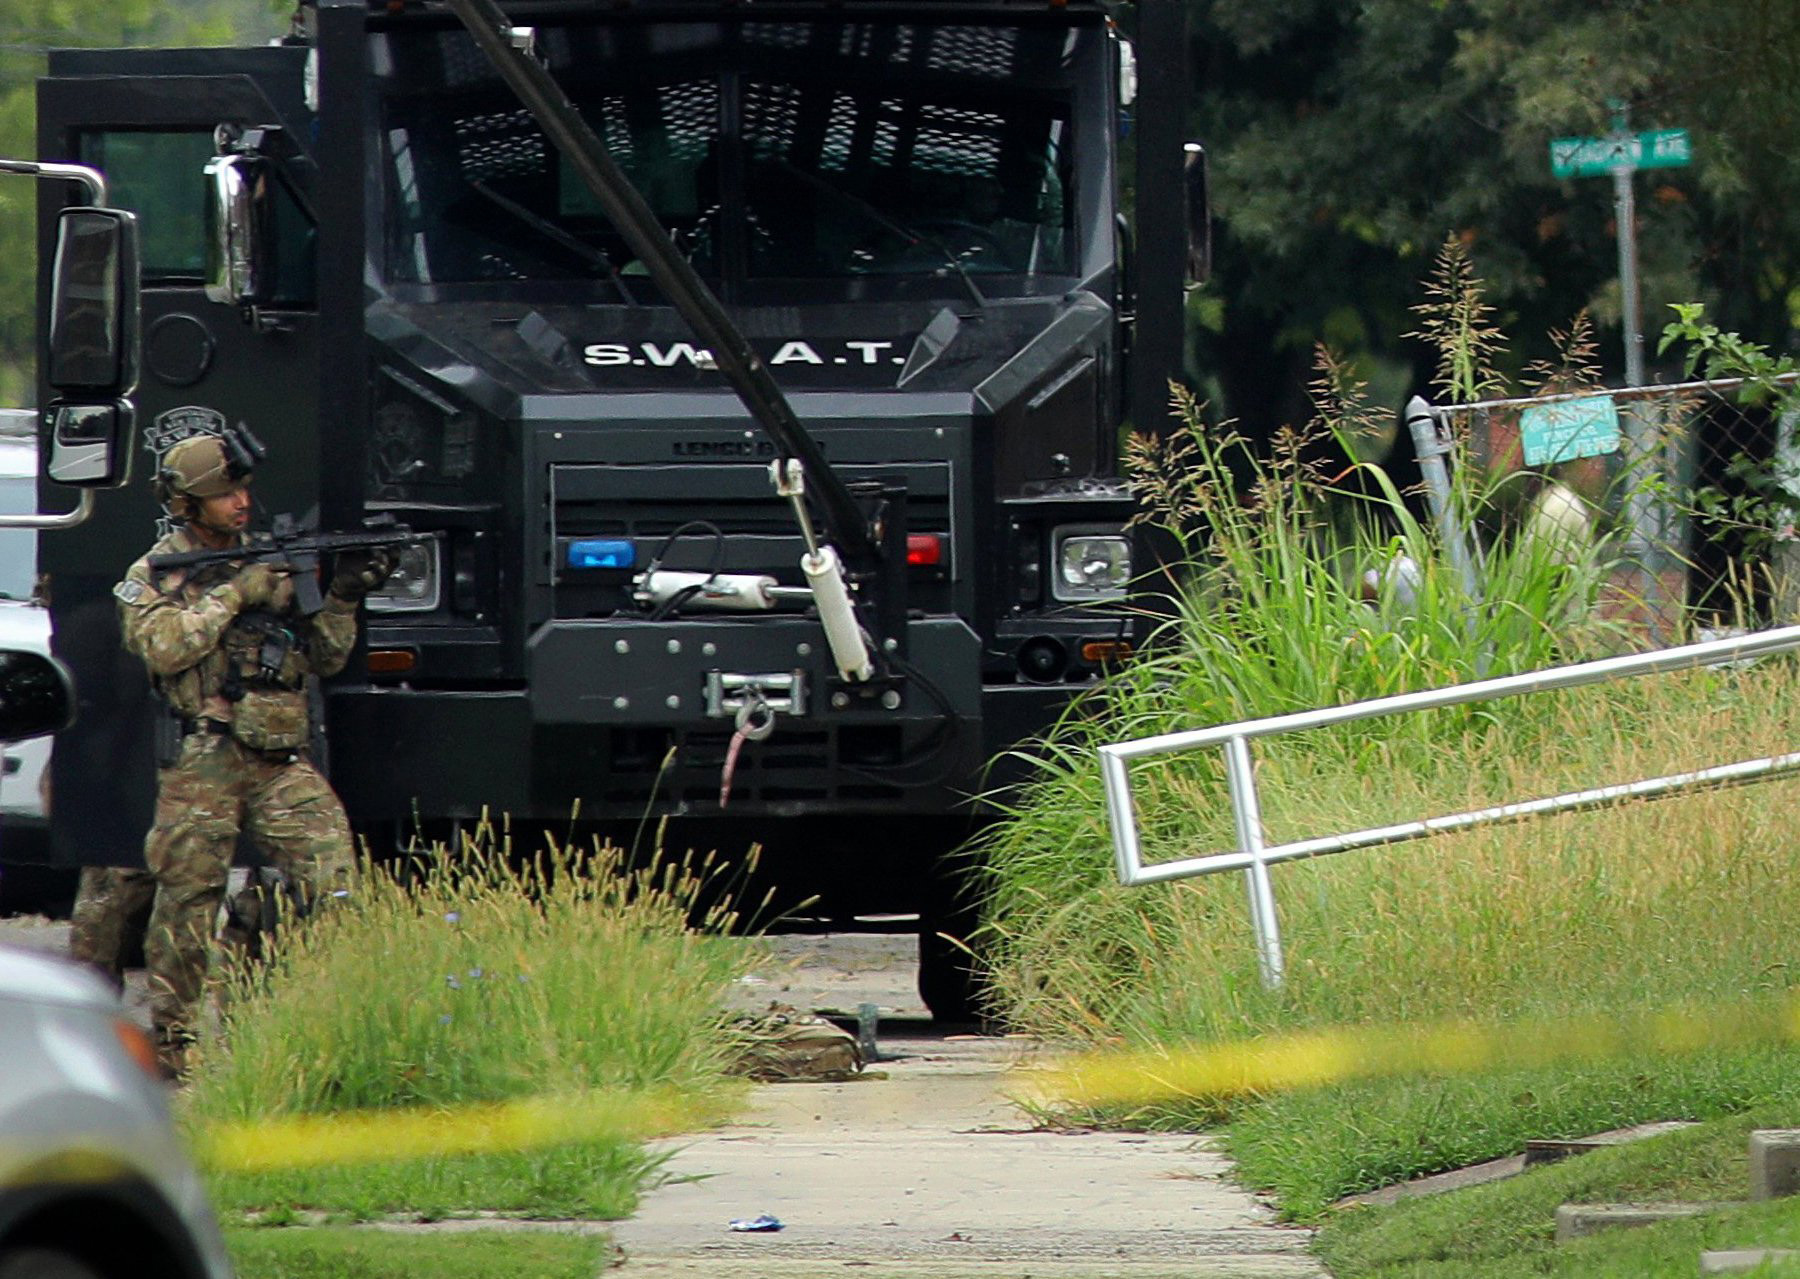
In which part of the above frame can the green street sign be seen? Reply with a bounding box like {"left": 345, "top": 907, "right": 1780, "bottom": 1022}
{"left": 1549, "top": 128, "right": 1691, "bottom": 179}
{"left": 1637, "top": 128, "right": 1693, "bottom": 169}
{"left": 1519, "top": 394, "right": 1620, "bottom": 467}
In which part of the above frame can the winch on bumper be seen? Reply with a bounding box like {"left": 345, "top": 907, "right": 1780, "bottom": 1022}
{"left": 521, "top": 615, "right": 983, "bottom": 815}
{"left": 526, "top": 616, "right": 979, "bottom": 727}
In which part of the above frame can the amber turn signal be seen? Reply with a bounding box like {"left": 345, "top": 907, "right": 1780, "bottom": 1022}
{"left": 366, "top": 649, "right": 418, "bottom": 675}
{"left": 1080, "top": 640, "right": 1133, "bottom": 664}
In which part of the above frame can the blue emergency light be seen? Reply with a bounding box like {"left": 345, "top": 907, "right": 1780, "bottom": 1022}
{"left": 565, "top": 539, "right": 636, "bottom": 570}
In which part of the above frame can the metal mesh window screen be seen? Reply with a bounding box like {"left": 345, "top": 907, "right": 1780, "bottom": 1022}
{"left": 821, "top": 95, "right": 859, "bottom": 172}
{"left": 453, "top": 109, "right": 546, "bottom": 182}
{"left": 587, "top": 95, "right": 636, "bottom": 163}
{"left": 659, "top": 81, "right": 721, "bottom": 160}
{"left": 914, "top": 105, "right": 1005, "bottom": 177}
{"left": 379, "top": 20, "right": 1080, "bottom": 285}
{"left": 743, "top": 22, "right": 811, "bottom": 50}
{"left": 870, "top": 104, "right": 902, "bottom": 168}
{"left": 924, "top": 27, "right": 1015, "bottom": 79}
{"left": 744, "top": 82, "right": 803, "bottom": 158}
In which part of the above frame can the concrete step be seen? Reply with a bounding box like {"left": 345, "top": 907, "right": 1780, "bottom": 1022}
{"left": 1750, "top": 1130, "right": 1800, "bottom": 1201}
{"left": 1554, "top": 1202, "right": 1734, "bottom": 1242}
{"left": 1700, "top": 1249, "right": 1800, "bottom": 1275}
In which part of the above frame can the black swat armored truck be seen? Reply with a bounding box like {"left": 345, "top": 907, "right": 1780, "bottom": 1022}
{"left": 32, "top": 0, "right": 1203, "bottom": 1015}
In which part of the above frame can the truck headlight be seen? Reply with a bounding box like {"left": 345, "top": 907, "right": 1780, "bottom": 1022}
{"left": 365, "top": 540, "right": 441, "bottom": 613}
{"left": 1052, "top": 530, "right": 1131, "bottom": 601}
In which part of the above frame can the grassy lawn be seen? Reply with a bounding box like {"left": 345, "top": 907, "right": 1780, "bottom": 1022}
{"left": 1219, "top": 1043, "right": 1800, "bottom": 1219}
{"left": 208, "top": 1138, "right": 666, "bottom": 1223}
{"left": 1318, "top": 1109, "right": 1800, "bottom": 1277}
{"left": 224, "top": 1225, "right": 613, "bottom": 1279}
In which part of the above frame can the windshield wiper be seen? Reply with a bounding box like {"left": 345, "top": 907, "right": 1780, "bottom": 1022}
{"left": 770, "top": 160, "right": 987, "bottom": 309}
{"left": 468, "top": 179, "right": 638, "bottom": 304}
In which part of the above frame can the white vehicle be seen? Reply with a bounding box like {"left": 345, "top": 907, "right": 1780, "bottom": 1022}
{"left": 0, "top": 647, "right": 233, "bottom": 1279}
{"left": 0, "top": 424, "right": 51, "bottom": 839}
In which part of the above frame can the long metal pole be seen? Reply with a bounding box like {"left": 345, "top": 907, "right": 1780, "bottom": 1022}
{"left": 1122, "top": 750, "right": 1800, "bottom": 884}
{"left": 1112, "top": 622, "right": 1800, "bottom": 760}
{"left": 1223, "top": 733, "right": 1284, "bottom": 988}
{"left": 1609, "top": 107, "right": 1669, "bottom": 635}
{"left": 1404, "top": 396, "right": 1481, "bottom": 600}
{"left": 1613, "top": 162, "right": 1645, "bottom": 389}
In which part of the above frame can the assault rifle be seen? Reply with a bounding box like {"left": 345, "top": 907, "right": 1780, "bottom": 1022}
{"left": 147, "top": 512, "right": 431, "bottom": 615}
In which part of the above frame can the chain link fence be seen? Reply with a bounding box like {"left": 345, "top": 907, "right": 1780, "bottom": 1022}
{"left": 1415, "top": 373, "right": 1800, "bottom": 631}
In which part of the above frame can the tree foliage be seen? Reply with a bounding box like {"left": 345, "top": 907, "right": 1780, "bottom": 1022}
{"left": 1181, "top": 0, "right": 1800, "bottom": 432}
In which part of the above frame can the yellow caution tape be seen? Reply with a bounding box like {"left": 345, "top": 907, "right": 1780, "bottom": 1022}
{"left": 1025, "top": 992, "right": 1800, "bottom": 1110}
{"left": 194, "top": 1087, "right": 732, "bottom": 1173}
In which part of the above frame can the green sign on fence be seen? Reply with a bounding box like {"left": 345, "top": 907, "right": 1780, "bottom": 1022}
{"left": 1549, "top": 128, "right": 1692, "bottom": 179}
{"left": 1519, "top": 395, "right": 1621, "bottom": 467}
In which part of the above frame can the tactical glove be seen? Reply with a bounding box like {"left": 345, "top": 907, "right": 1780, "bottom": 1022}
{"left": 228, "top": 562, "right": 286, "bottom": 611}
{"left": 329, "top": 547, "right": 397, "bottom": 602}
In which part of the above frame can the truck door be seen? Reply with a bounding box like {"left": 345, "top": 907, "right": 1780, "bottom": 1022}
{"left": 36, "top": 47, "right": 319, "bottom": 868}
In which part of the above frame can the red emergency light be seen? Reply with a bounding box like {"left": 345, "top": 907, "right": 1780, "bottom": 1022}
{"left": 905, "top": 533, "right": 944, "bottom": 566}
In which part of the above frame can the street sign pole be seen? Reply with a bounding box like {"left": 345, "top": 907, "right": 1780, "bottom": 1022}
{"left": 1609, "top": 105, "right": 1666, "bottom": 639}
{"left": 1610, "top": 107, "right": 1645, "bottom": 388}
{"left": 1612, "top": 149, "right": 1666, "bottom": 636}
{"left": 1548, "top": 106, "right": 1697, "bottom": 640}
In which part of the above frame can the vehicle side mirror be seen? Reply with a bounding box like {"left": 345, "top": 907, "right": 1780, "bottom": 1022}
{"left": 1183, "top": 142, "right": 1211, "bottom": 286}
{"left": 44, "top": 399, "right": 134, "bottom": 489}
{"left": 0, "top": 649, "right": 74, "bottom": 743}
{"left": 204, "top": 154, "right": 273, "bottom": 306}
{"left": 47, "top": 207, "right": 140, "bottom": 396}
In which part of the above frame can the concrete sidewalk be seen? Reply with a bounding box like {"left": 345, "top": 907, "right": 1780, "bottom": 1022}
{"left": 610, "top": 1028, "right": 1329, "bottom": 1278}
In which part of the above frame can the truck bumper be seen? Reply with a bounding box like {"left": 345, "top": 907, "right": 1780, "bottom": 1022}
{"left": 328, "top": 616, "right": 1055, "bottom": 822}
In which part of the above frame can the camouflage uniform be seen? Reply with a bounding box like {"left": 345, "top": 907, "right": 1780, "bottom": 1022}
{"left": 68, "top": 865, "right": 157, "bottom": 990}
{"left": 114, "top": 525, "right": 359, "bottom": 1056}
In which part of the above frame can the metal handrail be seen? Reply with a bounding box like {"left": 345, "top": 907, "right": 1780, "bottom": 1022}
{"left": 1100, "top": 625, "right": 1800, "bottom": 988}
{"left": 1433, "top": 371, "right": 1799, "bottom": 415}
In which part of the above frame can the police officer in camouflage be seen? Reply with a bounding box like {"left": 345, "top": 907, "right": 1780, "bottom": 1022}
{"left": 68, "top": 863, "right": 155, "bottom": 990}
{"left": 113, "top": 431, "right": 391, "bottom": 1075}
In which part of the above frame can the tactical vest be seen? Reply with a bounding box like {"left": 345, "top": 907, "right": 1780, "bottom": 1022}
{"left": 217, "top": 610, "right": 311, "bottom": 751}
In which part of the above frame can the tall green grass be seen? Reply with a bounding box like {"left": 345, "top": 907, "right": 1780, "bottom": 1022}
{"left": 978, "top": 289, "right": 1800, "bottom": 1214}
{"left": 184, "top": 818, "right": 756, "bottom": 1219}
{"left": 189, "top": 819, "right": 750, "bottom": 1118}
{"left": 981, "top": 379, "right": 1645, "bottom": 1042}
{"left": 990, "top": 659, "right": 1800, "bottom": 1045}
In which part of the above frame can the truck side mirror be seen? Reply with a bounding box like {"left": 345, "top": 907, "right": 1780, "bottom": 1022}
{"left": 44, "top": 399, "right": 134, "bottom": 489}
{"left": 204, "top": 154, "right": 273, "bottom": 306}
{"left": 1183, "top": 142, "right": 1211, "bottom": 286}
{"left": 0, "top": 649, "right": 75, "bottom": 743}
{"left": 47, "top": 206, "right": 140, "bottom": 395}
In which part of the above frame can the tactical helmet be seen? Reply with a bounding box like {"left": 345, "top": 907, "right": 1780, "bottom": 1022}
{"left": 158, "top": 435, "right": 245, "bottom": 501}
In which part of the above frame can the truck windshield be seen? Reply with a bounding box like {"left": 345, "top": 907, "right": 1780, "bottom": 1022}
{"left": 375, "top": 20, "right": 1083, "bottom": 290}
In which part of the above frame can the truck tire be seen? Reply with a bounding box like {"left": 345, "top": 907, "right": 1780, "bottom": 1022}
{"left": 917, "top": 919, "right": 983, "bottom": 1025}
{"left": 916, "top": 843, "right": 991, "bottom": 1026}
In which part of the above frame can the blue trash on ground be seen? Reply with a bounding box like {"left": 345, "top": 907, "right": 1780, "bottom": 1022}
{"left": 728, "top": 1214, "right": 784, "bottom": 1232}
